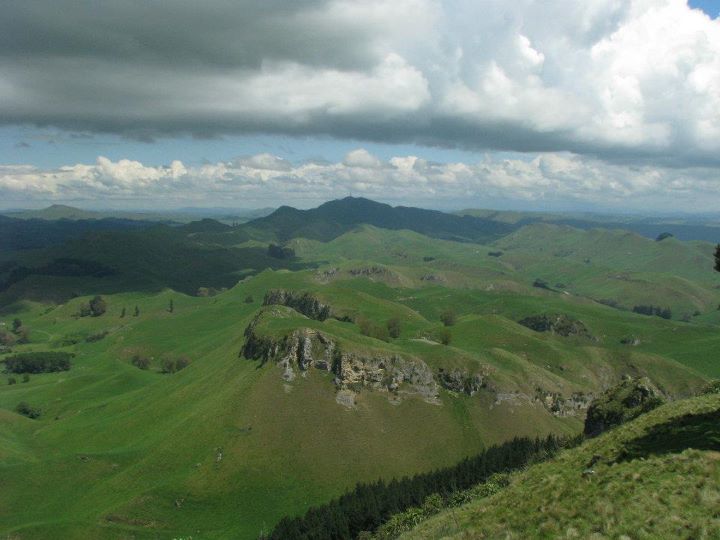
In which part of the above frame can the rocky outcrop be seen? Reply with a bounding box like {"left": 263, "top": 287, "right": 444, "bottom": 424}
{"left": 348, "top": 266, "right": 388, "bottom": 278}
{"left": 584, "top": 377, "right": 664, "bottom": 437}
{"left": 437, "top": 368, "right": 487, "bottom": 396}
{"left": 263, "top": 290, "right": 331, "bottom": 321}
{"left": 334, "top": 352, "right": 439, "bottom": 403}
{"left": 518, "top": 313, "right": 594, "bottom": 339}
{"left": 242, "top": 317, "right": 439, "bottom": 403}
{"left": 534, "top": 388, "right": 593, "bottom": 417}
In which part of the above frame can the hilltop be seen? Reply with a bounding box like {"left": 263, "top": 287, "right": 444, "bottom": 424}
{"left": 243, "top": 197, "right": 514, "bottom": 243}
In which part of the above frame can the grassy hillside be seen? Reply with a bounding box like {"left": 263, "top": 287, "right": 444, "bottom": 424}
{"left": 402, "top": 392, "right": 720, "bottom": 539}
{"left": 1, "top": 198, "right": 718, "bottom": 538}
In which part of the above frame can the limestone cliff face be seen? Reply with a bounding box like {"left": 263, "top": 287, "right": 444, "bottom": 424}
{"left": 437, "top": 368, "right": 488, "bottom": 396}
{"left": 534, "top": 388, "right": 593, "bottom": 417}
{"left": 242, "top": 320, "right": 439, "bottom": 404}
{"left": 262, "top": 290, "right": 331, "bottom": 321}
{"left": 334, "top": 352, "right": 439, "bottom": 403}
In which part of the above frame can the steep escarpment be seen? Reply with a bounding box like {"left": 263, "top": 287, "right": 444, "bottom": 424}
{"left": 241, "top": 311, "right": 440, "bottom": 405}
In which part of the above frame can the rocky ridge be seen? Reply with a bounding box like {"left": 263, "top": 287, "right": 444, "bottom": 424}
{"left": 242, "top": 313, "right": 440, "bottom": 405}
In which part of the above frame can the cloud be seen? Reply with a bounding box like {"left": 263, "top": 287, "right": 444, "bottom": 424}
{"left": 0, "top": 0, "right": 718, "bottom": 166}
{"left": 2, "top": 151, "right": 720, "bottom": 211}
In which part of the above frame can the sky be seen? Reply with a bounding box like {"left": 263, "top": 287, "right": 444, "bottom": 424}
{"left": 1, "top": 0, "right": 719, "bottom": 212}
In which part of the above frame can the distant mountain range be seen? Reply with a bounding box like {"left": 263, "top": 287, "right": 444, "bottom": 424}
{"left": 5, "top": 199, "right": 720, "bottom": 242}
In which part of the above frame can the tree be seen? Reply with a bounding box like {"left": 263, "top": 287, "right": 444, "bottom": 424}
{"left": 387, "top": 318, "right": 401, "bottom": 339}
{"left": 120, "top": 307, "right": 126, "bottom": 318}
{"left": 12, "top": 318, "right": 22, "bottom": 333}
{"left": 168, "top": 299, "right": 174, "bottom": 313}
{"left": 134, "top": 306, "right": 140, "bottom": 317}
{"left": 131, "top": 354, "right": 150, "bottom": 370}
{"left": 440, "top": 309, "right": 456, "bottom": 327}
{"left": 0, "top": 329, "right": 17, "bottom": 346}
{"left": 15, "top": 326, "right": 30, "bottom": 344}
{"left": 439, "top": 327, "right": 452, "bottom": 346}
{"left": 22, "top": 374, "right": 30, "bottom": 383}
{"left": 715, "top": 244, "right": 720, "bottom": 273}
{"left": 268, "top": 243, "right": 295, "bottom": 259}
{"left": 89, "top": 295, "right": 107, "bottom": 317}
{"left": 656, "top": 232, "right": 673, "bottom": 241}
{"left": 161, "top": 358, "right": 175, "bottom": 374}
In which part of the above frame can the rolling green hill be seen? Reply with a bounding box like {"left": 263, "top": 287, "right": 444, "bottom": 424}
{"left": 242, "top": 197, "right": 514, "bottom": 243}
{"left": 1, "top": 198, "right": 718, "bottom": 538}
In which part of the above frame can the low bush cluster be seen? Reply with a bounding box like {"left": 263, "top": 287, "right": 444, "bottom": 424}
{"left": 15, "top": 401, "right": 41, "bottom": 419}
{"left": 161, "top": 356, "right": 191, "bottom": 374}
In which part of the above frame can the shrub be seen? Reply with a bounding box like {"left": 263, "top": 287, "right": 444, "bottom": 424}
{"left": 15, "top": 326, "right": 30, "bottom": 344}
{"left": 387, "top": 318, "right": 401, "bottom": 339}
{"left": 439, "top": 327, "right": 452, "bottom": 345}
{"left": 532, "top": 278, "right": 552, "bottom": 290}
{"left": 22, "top": 374, "right": 30, "bottom": 383}
{"left": 85, "top": 330, "right": 108, "bottom": 343}
{"left": 131, "top": 354, "right": 151, "bottom": 370}
{"left": 0, "top": 329, "right": 17, "bottom": 346}
{"left": 439, "top": 309, "right": 456, "bottom": 327}
{"left": 161, "top": 356, "right": 191, "bottom": 374}
{"left": 244, "top": 295, "right": 254, "bottom": 304}
{"left": 15, "top": 401, "right": 41, "bottom": 419}
{"left": 89, "top": 295, "right": 107, "bottom": 317}
{"left": 7, "top": 377, "right": 16, "bottom": 385}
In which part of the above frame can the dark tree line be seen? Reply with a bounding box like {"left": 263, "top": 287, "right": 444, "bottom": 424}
{"left": 632, "top": 305, "right": 672, "bottom": 319}
{"left": 3, "top": 351, "right": 73, "bottom": 374}
{"left": 266, "top": 434, "right": 580, "bottom": 539}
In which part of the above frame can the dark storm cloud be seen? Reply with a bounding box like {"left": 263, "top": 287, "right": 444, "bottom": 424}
{"left": 1, "top": 0, "right": 719, "bottom": 166}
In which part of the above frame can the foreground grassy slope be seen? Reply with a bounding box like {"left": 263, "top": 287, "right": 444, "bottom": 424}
{"left": 403, "top": 392, "right": 720, "bottom": 539}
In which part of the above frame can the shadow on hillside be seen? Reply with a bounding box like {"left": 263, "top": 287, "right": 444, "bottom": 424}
{"left": 617, "top": 409, "right": 720, "bottom": 462}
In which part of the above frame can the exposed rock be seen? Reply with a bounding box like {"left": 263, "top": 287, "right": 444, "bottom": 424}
{"left": 534, "top": 388, "right": 593, "bottom": 417}
{"left": 348, "top": 266, "right": 388, "bottom": 277}
{"left": 334, "top": 352, "right": 440, "bottom": 403}
{"left": 263, "top": 290, "right": 331, "bottom": 321}
{"left": 584, "top": 377, "right": 664, "bottom": 437}
{"left": 335, "top": 389, "right": 357, "bottom": 409}
{"left": 518, "top": 313, "right": 594, "bottom": 339}
{"left": 437, "top": 368, "right": 487, "bottom": 396}
{"left": 620, "top": 336, "right": 641, "bottom": 346}
{"left": 316, "top": 267, "right": 339, "bottom": 281}
{"left": 420, "top": 274, "right": 445, "bottom": 283}
{"left": 242, "top": 317, "right": 439, "bottom": 403}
